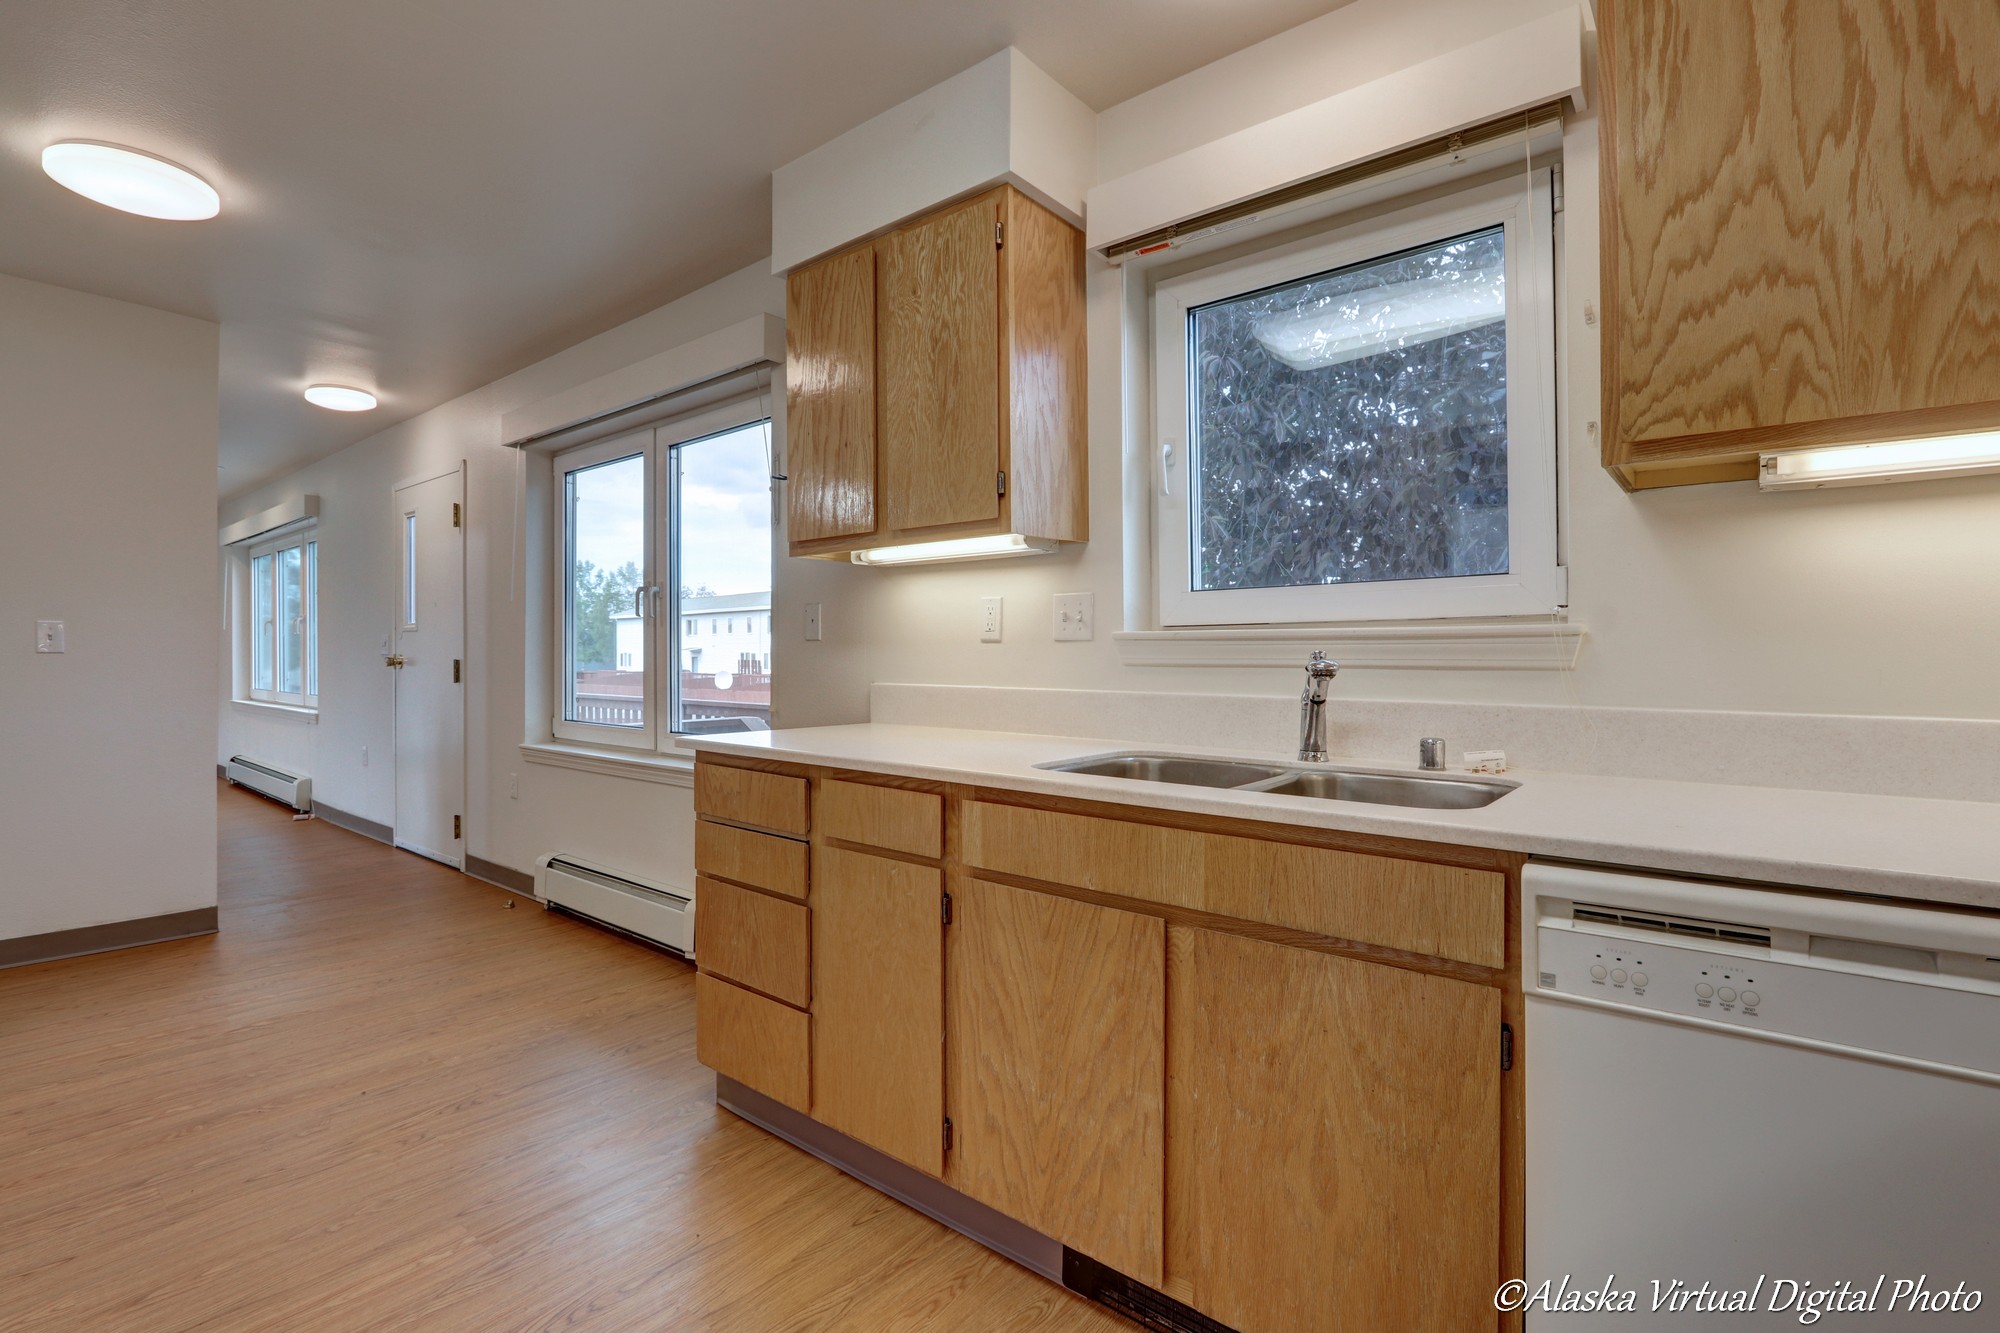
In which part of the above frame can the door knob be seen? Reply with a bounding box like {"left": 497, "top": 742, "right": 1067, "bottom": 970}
{"left": 385, "top": 654, "right": 407, "bottom": 668}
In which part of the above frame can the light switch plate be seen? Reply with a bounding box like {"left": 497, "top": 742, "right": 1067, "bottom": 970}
{"left": 804, "top": 602, "right": 823, "bottom": 642}
{"left": 979, "top": 596, "right": 1003, "bottom": 643}
{"left": 36, "top": 620, "right": 64, "bottom": 653}
{"left": 1052, "top": 592, "right": 1094, "bottom": 641}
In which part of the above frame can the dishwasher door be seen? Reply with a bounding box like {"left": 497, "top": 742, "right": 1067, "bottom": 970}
{"left": 1523, "top": 861, "right": 2000, "bottom": 1330}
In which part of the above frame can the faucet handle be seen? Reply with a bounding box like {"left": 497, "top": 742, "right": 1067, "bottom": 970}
{"left": 1305, "top": 650, "right": 1339, "bottom": 678}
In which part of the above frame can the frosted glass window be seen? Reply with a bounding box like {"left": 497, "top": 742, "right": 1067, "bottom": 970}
{"left": 1189, "top": 227, "right": 1509, "bottom": 592}
{"left": 1151, "top": 171, "right": 1560, "bottom": 626}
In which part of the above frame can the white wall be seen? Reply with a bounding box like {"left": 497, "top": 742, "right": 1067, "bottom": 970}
{"left": 784, "top": 0, "right": 2000, "bottom": 727}
{"left": 2, "top": 272, "right": 219, "bottom": 941}
{"left": 221, "top": 0, "right": 2000, "bottom": 893}
{"left": 218, "top": 261, "right": 793, "bottom": 888}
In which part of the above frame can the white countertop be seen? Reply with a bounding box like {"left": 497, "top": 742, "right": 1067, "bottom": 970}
{"left": 687, "top": 723, "right": 2000, "bottom": 911}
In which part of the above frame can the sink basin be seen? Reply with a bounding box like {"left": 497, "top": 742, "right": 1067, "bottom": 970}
{"left": 1043, "top": 754, "right": 1288, "bottom": 788}
{"left": 1249, "top": 769, "right": 1515, "bottom": 810}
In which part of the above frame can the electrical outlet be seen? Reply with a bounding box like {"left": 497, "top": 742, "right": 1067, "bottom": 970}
{"left": 804, "top": 602, "right": 823, "bottom": 642}
{"left": 1052, "top": 593, "right": 1094, "bottom": 641}
{"left": 979, "top": 596, "right": 1003, "bottom": 643}
{"left": 35, "top": 620, "right": 65, "bottom": 653}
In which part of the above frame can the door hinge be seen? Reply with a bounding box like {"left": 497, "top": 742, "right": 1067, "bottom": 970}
{"left": 452, "top": 502, "right": 462, "bottom": 528}
{"left": 941, "top": 891, "right": 953, "bottom": 926}
{"left": 994, "top": 219, "right": 1003, "bottom": 250}
{"left": 453, "top": 815, "right": 462, "bottom": 840}
{"left": 1501, "top": 1022, "right": 1515, "bottom": 1072}
{"left": 943, "top": 1116, "right": 954, "bottom": 1152}
{"left": 452, "top": 658, "right": 462, "bottom": 683}
{"left": 996, "top": 470, "right": 1007, "bottom": 497}
{"left": 1550, "top": 162, "right": 1564, "bottom": 215}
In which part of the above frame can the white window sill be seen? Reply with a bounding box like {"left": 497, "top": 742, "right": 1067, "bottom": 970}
{"left": 519, "top": 741, "right": 695, "bottom": 787}
{"left": 231, "top": 698, "right": 320, "bottom": 720}
{"left": 1113, "top": 620, "right": 1585, "bottom": 670}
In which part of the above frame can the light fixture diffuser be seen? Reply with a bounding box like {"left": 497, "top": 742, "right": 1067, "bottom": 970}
{"left": 303, "top": 384, "right": 379, "bottom": 412}
{"left": 849, "top": 534, "right": 1057, "bottom": 566}
{"left": 1758, "top": 431, "right": 2000, "bottom": 491}
{"left": 40, "top": 141, "right": 220, "bottom": 220}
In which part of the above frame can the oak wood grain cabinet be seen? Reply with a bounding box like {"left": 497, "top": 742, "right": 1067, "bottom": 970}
{"left": 784, "top": 185, "right": 1087, "bottom": 557}
{"left": 1599, "top": 0, "right": 2000, "bottom": 488}
{"left": 1165, "top": 927, "right": 1501, "bottom": 1331}
{"left": 944, "top": 877, "right": 1165, "bottom": 1285}
{"left": 692, "top": 755, "right": 1523, "bottom": 1331}
{"left": 810, "top": 845, "right": 946, "bottom": 1174}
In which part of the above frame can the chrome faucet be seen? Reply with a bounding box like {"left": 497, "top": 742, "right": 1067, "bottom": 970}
{"left": 1297, "top": 651, "right": 1340, "bottom": 762}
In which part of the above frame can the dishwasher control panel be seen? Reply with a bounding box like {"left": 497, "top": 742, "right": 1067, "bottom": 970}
{"left": 1535, "top": 925, "right": 2000, "bottom": 1077}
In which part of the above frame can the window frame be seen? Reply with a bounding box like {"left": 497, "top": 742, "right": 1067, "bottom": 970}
{"left": 243, "top": 520, "right": 319, "bottom": 709}
{"left": 1150, "top": 170, "right": 1560, "bottom": 628}
{"left": 549, "top": 396, "right": 774, "bottom": 753}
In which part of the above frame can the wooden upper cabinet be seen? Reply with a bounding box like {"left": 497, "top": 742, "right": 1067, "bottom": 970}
{"left": 881, "top": 196, "right": 1003, "bottom": 531}
{"left": 785, "top": 245, "right": 877, "bottom": 542}
{"left": 784, "top": 185, "right": 1087, "bottom": 556}
{"left": 1600, "top": 0, "right": 2000, "bottom": 488}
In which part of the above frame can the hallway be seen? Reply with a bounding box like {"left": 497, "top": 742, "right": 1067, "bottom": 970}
{"left": 0, "top": 784, "right": 1123, "bottom": 1332}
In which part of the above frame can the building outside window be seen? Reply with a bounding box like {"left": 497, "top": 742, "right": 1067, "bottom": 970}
{"left": 243, "top": 522, "right": 318, "bottom": 707}
{"left": 1150, "top": 172, "right": 1560, "bottom": 627}
{"left": 553, "top": 400, "right": 773, "bottom": 748}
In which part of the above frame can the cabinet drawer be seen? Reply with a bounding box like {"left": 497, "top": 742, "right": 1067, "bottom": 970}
{"left": 695, "top": 877, "right": 810, "bottom": 1008}
{"left": 820, "top": 779, "right": 942, "bottom": 859}
{"left": 961, "top": 802, "right": 1504, "bottom": 968}
{"left": 696, "top": 973, "right": 810, "bottom": 1112}
{"left": 697, "top": 819, "right": 809, "bottom": 900}
{"left": 695, "top": 762, "right": 810, "bottom": 836}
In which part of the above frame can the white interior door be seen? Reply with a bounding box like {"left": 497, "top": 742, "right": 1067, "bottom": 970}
{"left": 392, "top": 467, "right": 465, "bottom": 866}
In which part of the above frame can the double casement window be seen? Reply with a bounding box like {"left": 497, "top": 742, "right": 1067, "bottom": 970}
{"left": 553, "top": 395, "right": 774, "bottom": 749}
{"left": 245, "top": 523, "right": 319, "bottom": 706}
{"left": 1152, "top": 171, "right": 1560, "bottom": 626}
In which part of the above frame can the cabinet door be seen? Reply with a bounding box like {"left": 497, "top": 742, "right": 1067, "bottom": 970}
{"left": 945, "top": 878, "right": 1164, "bottom": 1285}
{"left": 785, "top": 245, "right": 877, "bottom": 544}
{"left": 1168, "top": 927, "right": 1500, "bottom": 1332}
{"left": 1601, "top": 0, "right": 2000, "bottom": 483}
{"left": 879, "top": 195, "right": 1002, "bottom": 532}
{"left": 811, "top": 846, "right": 944, "bottom": 1173}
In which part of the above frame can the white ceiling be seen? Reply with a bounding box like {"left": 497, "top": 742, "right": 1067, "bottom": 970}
{"left": 0, "top": 0, "right": 1340, "bottom": 498}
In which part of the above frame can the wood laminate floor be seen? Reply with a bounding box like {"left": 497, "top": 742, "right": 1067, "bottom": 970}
{"left": 0, "top": 783, "right": 1130, "bottom": 1332}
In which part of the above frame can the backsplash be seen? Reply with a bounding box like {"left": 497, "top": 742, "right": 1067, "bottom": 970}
{"left": 870, "top": 683, "right": 2000, "bottom": 805}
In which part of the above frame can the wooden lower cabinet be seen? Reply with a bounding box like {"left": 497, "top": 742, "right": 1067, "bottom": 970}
{"left": 944, "top": 877, "right": 1165, "bottom": 1285}
{"left": 810, "top": 845, "right": 945, "bottom": 1174}
{"left": 1166, "top": 926, "right": 1502, "bottom": 1332}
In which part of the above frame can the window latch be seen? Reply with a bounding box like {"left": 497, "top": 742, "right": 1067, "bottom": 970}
{"left": 1161, "top": 440, "right": 1176, "bottom": 497}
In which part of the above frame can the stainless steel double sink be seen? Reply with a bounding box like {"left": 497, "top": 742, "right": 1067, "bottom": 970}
{"left": 1040, "top": 752, "right": 1515, "bottom": 810}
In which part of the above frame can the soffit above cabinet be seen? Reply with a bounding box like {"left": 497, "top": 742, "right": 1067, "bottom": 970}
{"left": 1085, "top": 6, "right": 1588, "bottom": 257}
{"left": 771, "top": 48, "right": 1095, "bottom": 274}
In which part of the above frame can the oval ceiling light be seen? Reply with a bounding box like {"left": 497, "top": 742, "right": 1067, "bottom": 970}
{"left": 303, "top": 384, "right": 379, "bottom": 412}
{"left": 40, "top": 141, "right": 220, "bottom": 220}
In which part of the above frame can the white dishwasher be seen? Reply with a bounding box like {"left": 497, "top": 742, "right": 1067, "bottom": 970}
{"left": 1524, "top": 861, "right": 2000, "bottom": 1329}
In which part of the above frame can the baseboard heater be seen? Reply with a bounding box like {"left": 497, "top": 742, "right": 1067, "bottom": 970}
{"left": 224, "top": 755, "right": 312, "bottom": 813}
{"left": 535, "top": 854, "right": 693, "bottom": 957}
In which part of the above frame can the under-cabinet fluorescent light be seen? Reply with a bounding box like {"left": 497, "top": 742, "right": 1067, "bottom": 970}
{"left": 303, "top": 384, "right": 379, "bottom": 412}
{"left": 849, "top": 535, "right": 1057, "bottom": 566}
{"left": 1758, "top": 432, "right": 2000, "bottom": 491}
{"left": 41, "top": 141, "right": 220, "bottom": 220}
